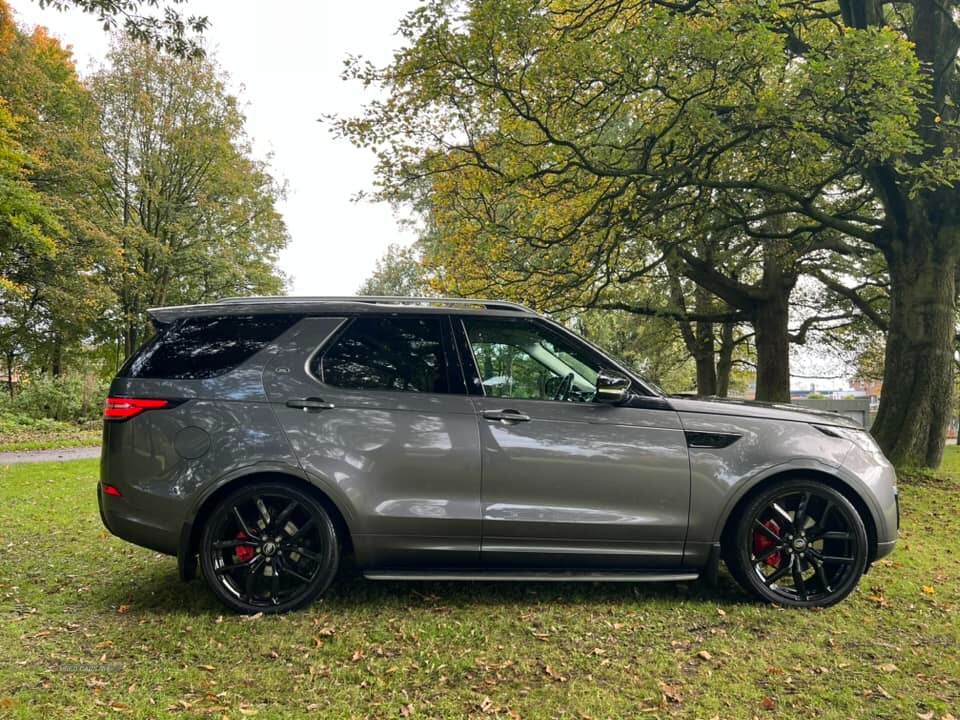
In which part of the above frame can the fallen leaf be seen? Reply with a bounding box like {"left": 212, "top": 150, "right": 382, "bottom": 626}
{"left": 400, "top": 703, "right": 414, "bottom": 717}
{"left": 117, "top": 605, "right": 130, "bottom": 615}
{"left": 916, "top": 712, "right": 934, "bottom": 720}
{"left": 658, "top": 680, "right": 683, "bottom": 705}
{"left": 921, "top": 586, "right": 935, "bottom": 595}
{"left": 351, "top": 649, "right": 365, "bottom": 662}
{"left": 761, "top": 697, "right": 776, "bottom": 711}
{"left": 877, "top": 663, "right": 899, "bottom": 673}
{"left": 197, "top": 664, "right": 215, "bottom": 672}
{"left": 241, "top": 612, "right": 263, "bottom": 622}
{"left": 544, "top": 664, "right": 567, "bottom": 682}
{"left": 697, "top": 650, "right": 713, "bottom": 662}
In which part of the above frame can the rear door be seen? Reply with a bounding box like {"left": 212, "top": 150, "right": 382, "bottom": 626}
{"left": 456, "top": 316, "right": 690, "bottom": 569}
{"left": 263, "top": 314, "right": 482, "bottom": 570}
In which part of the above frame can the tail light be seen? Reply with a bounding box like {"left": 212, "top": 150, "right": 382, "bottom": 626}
{"left": 103, "top": 397, "right": 170, "bottom": 421}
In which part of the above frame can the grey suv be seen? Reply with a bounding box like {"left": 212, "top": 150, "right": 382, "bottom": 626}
{"left": 99, "top": 296, "right": 898, "bottom": 613}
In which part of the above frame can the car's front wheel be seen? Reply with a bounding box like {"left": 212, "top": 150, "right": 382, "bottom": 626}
{"left": 728, "top": 480, "right": 869, "bottom": 608}
{"left": 199, "top": 483, "right": 339, "bottom": 614}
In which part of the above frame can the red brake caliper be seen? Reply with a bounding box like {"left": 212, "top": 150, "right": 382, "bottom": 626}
{"left": 234, "top": 531, "right": 255, "bottom": 563}
{"left": 752, "top": 520, "right": 782, "bottom": 567}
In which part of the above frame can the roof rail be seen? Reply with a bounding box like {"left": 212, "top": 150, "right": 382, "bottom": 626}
{"left": 214, "top": 295, "right": 538, "bottom": 315}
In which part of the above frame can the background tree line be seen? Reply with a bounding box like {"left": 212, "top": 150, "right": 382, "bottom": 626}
{"left": 0, "top": 0, "right": 286, "bottom": 421}
{"left": 340, "top": 0, "right": 959, "bottom": 469}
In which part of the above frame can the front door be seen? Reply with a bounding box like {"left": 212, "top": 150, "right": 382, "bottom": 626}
{"left": 263, "top": 314, "right": 482, "bottom": 569}
{"left": 457, "top": 316, "right": 690, "bottom": 569}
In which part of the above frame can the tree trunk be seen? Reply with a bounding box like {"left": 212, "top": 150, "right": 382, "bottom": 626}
{"left": 5, "top": 351, "right": 14, "bottom": 398}
{"left": 693, "top": 338, "right": 718, "bottom": 396}
{"left": 692, "top": 282, "right": 718, "bottom": 395}
{"left": 716, "top": 321, "right": 735, "bottom": 398}
{"left": 871, "top": 231, "right": 957, "bottom": 467}
{"left": 752, "top": 292, "right": 791, "bottom": 403}
{"left": 50, "top": 334, "right": 63, "bottom": 377}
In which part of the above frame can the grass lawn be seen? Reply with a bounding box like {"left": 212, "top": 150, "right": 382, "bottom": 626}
{"left": 0, "top": 414, "right": 100, "bottom": 453}
{"left": 0, "top": 457, "right": 958, "bottom": 719}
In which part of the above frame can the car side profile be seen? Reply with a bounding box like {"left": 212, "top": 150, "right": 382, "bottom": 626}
{"left": 99, "top": 296, "right": 898, "bottom": 613}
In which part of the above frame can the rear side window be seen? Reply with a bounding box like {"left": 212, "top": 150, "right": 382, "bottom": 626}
{"left": 120, "top": 315, "right": 298, "bottom": 379}
{"left": 315, "top": 316, "right": 459, "bottom": 394}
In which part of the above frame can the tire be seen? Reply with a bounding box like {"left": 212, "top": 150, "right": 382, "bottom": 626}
{"left": 199, "top": 482, "right": 340, "bottom": 614}
{"left": 727, "top": 480, "right": 869, "bottom": 608}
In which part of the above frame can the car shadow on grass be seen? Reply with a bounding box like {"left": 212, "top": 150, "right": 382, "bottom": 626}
{"left": 92, "top": 557, "right": 756, "bottom": 618}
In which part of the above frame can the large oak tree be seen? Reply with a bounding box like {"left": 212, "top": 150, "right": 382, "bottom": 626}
{"left": 335, "top": 0, "right": 959, "bottom": 467}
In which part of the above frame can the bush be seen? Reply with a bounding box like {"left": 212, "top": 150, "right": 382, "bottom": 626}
{"left": 0, "top": 374, "right": 110, "bottom": 423}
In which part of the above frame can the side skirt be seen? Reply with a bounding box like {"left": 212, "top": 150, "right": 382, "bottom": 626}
{"left": 363, "top": 570, "right": 699, "bottom": 582}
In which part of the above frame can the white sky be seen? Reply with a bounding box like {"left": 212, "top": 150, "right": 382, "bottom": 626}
{"left": 9, "top": 0, "right": 421, "bottom": 296}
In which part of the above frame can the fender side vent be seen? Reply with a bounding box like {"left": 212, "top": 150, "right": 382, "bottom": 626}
{"left": 685, "top": 431, "right": 741, "bottom": 449}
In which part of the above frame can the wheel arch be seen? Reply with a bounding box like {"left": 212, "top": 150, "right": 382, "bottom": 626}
{"left": 177, "top": 468, "right": 354, "bottom": 581}
{"left": 717, "top": 468, "right": 879, "bottom": 565}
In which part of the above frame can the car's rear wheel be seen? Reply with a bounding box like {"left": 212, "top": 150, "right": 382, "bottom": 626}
{"left": 728, "top": 480, "right": 868, "bottom": 608}
{"left": 199, "top": 483, "right": 339, "bottom": 614}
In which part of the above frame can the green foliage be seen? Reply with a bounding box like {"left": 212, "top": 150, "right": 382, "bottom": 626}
{"left": 0, "top": 8, "right": 288, "bottom": 389}
{"left": 89, "top": 38, "right": 289, "bottom": 353}
{"left": 358, "top": 242, "right": 431, "bottom": 296}
{"left": 1, "top": 373, "right": 110, "bottom": 422}
{"left": 35, "top": 0, "right": 209, "bottom": 57}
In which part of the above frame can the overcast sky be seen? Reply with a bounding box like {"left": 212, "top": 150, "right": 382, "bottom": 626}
{"left": 9, "top": 0, "right": 421, "bottom": 296}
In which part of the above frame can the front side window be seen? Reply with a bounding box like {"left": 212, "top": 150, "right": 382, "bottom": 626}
{"left": 317, "top": 316, "right": 455, "bottom": 394}
{"left": 462, "top": 318, "right": 602, "bottom": 402}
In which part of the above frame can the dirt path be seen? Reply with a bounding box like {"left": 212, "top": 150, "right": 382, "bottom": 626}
{"left": 0, "top": 446, "right": 100, "bottom": 465}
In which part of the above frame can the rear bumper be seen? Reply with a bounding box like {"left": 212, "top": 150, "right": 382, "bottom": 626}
{"left": 97, "top": 484, "right": 178, "bottom": 556}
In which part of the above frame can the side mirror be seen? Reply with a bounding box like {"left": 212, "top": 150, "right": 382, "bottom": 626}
{"left": 595, "top": 369, "right": 631, "bottom": 404}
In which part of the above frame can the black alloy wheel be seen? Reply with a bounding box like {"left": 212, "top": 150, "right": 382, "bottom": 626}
{"left": 730, "top": 480, "right": 868, "bottom": 608}
{"left": 199, "top": 483, "right": 339, "bottom": 614}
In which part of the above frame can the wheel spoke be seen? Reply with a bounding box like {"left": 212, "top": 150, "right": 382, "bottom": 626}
{"left": 232, "top": 506, "right": 256, "bottom": 536}
{"left": 763, "top": 563, "right": 791, "bottom": 586}
{"left": 288, "top": 517, "right": 315, "bottom": 540}
{"left": 753, "top": 519, "right": 783, "bottom": 543}
{"left": 791, "top": 555, "right": 808, "bottom": 600}
{"left": 273, "top": 500, "right": 298, "bottom": 531}
{"left": 807, "top": 548, "right": 854, "bottom": 565}
{"left": 807, "top": 501, "right": 834, "bottom": 539}
{"left": 772, "top": 503, "right": 795, "bottom": 530}
{"left": 215, "top": 558, "right": 257, "bottom": 574}
{"left": 816, "top": 530, "right": 853, "bottom": 542}
{"left": 212, "top": 538, "right": 256, "bottom": 550}
{"left": 812, "top": 557, "right": 832, "bottom": 593}
{"left": 255, "top": 498, "right": 271, "bottom": 526}
{"left": 753, "top": 543, "right": 784, "bottom": 564}
{"left": 795, "top": 492, "right": 811, "bottom": 529}
{"left": 270, "top": 565, "right": 280, "bottom": 602}
{"left": 244, "top": 557, "right": 265, "bottom": 599}
{"left": 294, "top": 547, "right": 320, "bottom": 562}
{"left": 283, "top": 564, "right": 313, "bottom": 584}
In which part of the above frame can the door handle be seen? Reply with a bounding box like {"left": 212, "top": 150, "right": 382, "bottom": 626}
{"left": 482, "top": 408, "right": 531, "bottom": 423}
{"left": 286, "top": 397, "right": 336, "bottom": 411}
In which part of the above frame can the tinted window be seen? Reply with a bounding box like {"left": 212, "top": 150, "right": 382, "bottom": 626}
{"left": 318, "top": 316, "right": 454, "bottom": 393}
{"left": 463, "top": 318, "right": 602, "bottom": 402}
{"left": 120, "top": 315, "right": 298, "bottom": 379}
